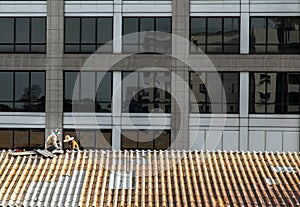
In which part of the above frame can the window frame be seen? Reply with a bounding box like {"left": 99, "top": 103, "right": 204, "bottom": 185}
{"left": 190, "top": 16, "right": 240, "bottom": 54}
{"left": 249, "top": 72, "right": 300, "bottom": 114}
{"left": 121, "top": 71, "right": 171, "bottom": 113}
{"left": 0, "top": 71, "right": 46, "bottom": 112}
{"left": 63, "top": 129, "right": 112, "bottom": 150}
{"left": 64, "top": 17, "right": 113, "bottom": 54}
{"left": 0, "top": 17, "right": 46, "bottom": 53}
{"left": 121, "top": 129, "right": 171, "bottom": 150}
{"left": 249, "top": 17, "right": 300, "bottom": 54}
{"left": 189, "top": 71, "right": 240, "bottom": 114}
{"left": 122, "top": 16, "right": 172, "bottom": 54}
{"left": 63, "top": 71, "right": 113, "bottom": 112}
{"left": 0, "top": 128, "right": 45, "bottom": 150}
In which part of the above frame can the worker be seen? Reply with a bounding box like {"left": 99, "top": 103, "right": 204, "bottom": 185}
{"left": 46, "top": 129, "right": 61, "bottom": 151}
{"left": 63, "top": 135, "right": 80, "bottom": 151}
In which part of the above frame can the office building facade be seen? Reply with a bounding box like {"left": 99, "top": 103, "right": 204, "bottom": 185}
{"left": 0, "top": 0, "right": 299, "bottom": 151}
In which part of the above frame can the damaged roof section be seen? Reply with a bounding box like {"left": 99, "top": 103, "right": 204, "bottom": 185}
{"left": 0, "top": 150, "right": 300, "bottom": 206}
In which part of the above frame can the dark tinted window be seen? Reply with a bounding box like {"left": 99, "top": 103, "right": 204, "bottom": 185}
{"left": 250, "top": 17, "right": 300, "bottom": 54}
{"left": 122, "top": 71, "right": 171, "bottom": 113}
{"left": 190, "top": 17, "right": 240, "bottom": 54}
{"left": 64, "top": 17, "right": 113, "bottom": 53}
{"left": 0, "top": 71, "right": 45, "bottom": 112}
{"left": 64, "top": 71, "right": 112, "bottom": 112}
{"left": 123, "top": 17, "right": 172, "bottom": 53}
{"left": 121, "top": 130, "right": 170, "bottom": 150}
{"left": 63, "top": 129, "right": 112, "bottom": 150}
{"left": 190, "top": 72, "right": 239, "bottom": 113}
{"left": 250, "top": 72, "right": 300, "bottom": 114}
{"left": 0, "top": 128, "right": 44, "bottom": 149}
{"left": 0, "top": 17, "right": 46, "bottom": 53}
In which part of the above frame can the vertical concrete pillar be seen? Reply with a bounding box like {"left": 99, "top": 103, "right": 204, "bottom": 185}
{"left": 113, "top": 0, "right": 122, "bottom": 53}
{"left": 171, "top": 0, "right": 190, "bottom": 149}
{"left": 239, "top": 72, "right": 249, "bottom": 150}
{"left": 45, "top": 0, "right": 64, "bottom": 138}
{"left": 112, "top": 71, "right": 122, "bottom": 150}
{"left": 240, "top": 0, "right": 250, "bottom": 54}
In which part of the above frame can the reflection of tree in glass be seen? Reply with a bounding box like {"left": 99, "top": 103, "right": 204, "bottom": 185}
{"left": 19, "top": 85, "right": 45, "bottom": 111}
{"left": 21, "top": 85, "right": 42, "bottom": 101}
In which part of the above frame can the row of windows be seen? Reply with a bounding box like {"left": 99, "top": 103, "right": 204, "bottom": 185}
{"left": 0, "top": 129, "right": 44, "bottom": 149}
{"left": 1, "top": 17, "right": 300, "bottom": 54}
{"left": 0, "top": 128, "right": 171, "bottom": 150}
{"left": 0, "top": 71, "right": 298, "bottom": 114}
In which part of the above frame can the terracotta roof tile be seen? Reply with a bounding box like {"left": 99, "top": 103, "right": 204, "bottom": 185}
{"left": 0, "top": 150, "right": 300, "bottom": 206}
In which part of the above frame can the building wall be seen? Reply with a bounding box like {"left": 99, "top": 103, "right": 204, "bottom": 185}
{"left": 0, "top": 0, "right": 299, "bottom": 151}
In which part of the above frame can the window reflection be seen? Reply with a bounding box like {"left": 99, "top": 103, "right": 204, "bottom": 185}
{"left": 122, "top": 71, "right": 171, "bottom": 113}
{"left": 191, "top": 17, "right": 240, "bottom": 54}
{"left": 0, "top": 128, "right": 44, "bottom": 149}
{"left": 63, "top": 129, "right": 112, "bottom": 150}
{"left": 250, "top": 72, "right": 300, "bottom": 113}
{"left": 189, "top": 72, "right": 239, "bottom": 113}
{"left": 0, "top": 71, "right": 45, "bottom": 112}
{"left": 121, "top": 130, "right": 170, "bottom": 150}
{"left": 123, "top": 17, "right": 172, "bottom": 54}
{"left": 250, "top": 17, "right": 300, "bottom": 54}
{"left": 64, "top": 71, "right": 112, "bottom": 112}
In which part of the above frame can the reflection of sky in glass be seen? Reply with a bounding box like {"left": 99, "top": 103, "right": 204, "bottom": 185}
{"left": 97, "top": 73, "right": 111, "bottom": 102}
{"left": 81, "top": 72, "right": 95, "bottom": 101}
{"left": 65, "top": 72, "right": 79, "bottom": 100}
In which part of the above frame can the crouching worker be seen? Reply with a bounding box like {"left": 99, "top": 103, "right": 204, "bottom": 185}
{"left": 46, "top": 129, "right": 61, "bottom": 151}
{"left": 64, "top": 135, "right": 80, "bottom": 151}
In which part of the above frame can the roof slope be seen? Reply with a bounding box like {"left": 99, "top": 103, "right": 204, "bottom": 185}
{"left": 0, "top": 150, "right": 300, "bottom": 207}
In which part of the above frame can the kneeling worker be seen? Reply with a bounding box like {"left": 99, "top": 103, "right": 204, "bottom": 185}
{"left": 64, "top": 135, "right": 80, "bottom": 151}
{"left": 46, "top": 129, "right": 61, "bottom": 151}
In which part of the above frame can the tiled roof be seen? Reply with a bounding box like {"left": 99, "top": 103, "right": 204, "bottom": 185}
{"left": 0, "top": 150, "right": 300, "bottom": 206}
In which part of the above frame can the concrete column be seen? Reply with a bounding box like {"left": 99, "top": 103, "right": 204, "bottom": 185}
{"left": 171, "top": 0, "right": 190, "bottom": 150}
{"left": 240, "top": 0, "right": 250, "bottom": 54}
{"left": 239, "top": 72, "right": 249, "bottom": 150}
{"left": 113, "top": 0, "right": 122, "bottom": 53}
{"left": 45, "top": 0, "right": 64, "bottom": 138}
{"left": 112, "top": 71, "right": 122, "bottom": 150}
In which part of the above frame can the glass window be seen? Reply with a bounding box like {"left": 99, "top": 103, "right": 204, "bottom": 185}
{"left": 122, "top": 71, "right": 171, "bottom": 113}
{"left": 30, "top": 129, "right": 45, "bottom": 148}
{"left": 96, "top": 72, "right": 112, "bottom": 112}
{"left": 0, "top": 72, "right": 13, "bottom": 101}
{"left": 64, "top": 71, "right": 112, "bottom": 112}
{"left": 0, "top": 128, "right": 44, "bottom": 149}
{"left": 0, "top": 17, "right": 46, "bottom": 53}
{"left": 0, "top": 71, "right": 45, "bottom": 112}
{"left": 63, "top": 129, "right": 112, "bottom": 150}
{"left": 190, "top": 17, "right": 240, "bottom": 54}
{"left": 15, "top": 72, "right": 29, "bottom": 102}
{"left": 189, "top": 72, "right": 239, "bottom": 113}
{"left": 250, "top": 72, "right": 300, "bottom": 114}
{"left": 0, "top": 19, "right": 14, "bottom": 51}
{"left": 121, "top": 130, "right": 171, "bottom": 150}
{"left": 0, "top": 129, "right": 13, "bottom": 148}
{"left": 97, "top": 18, "right": 113, "bottom": 52}
{"left": 250, "top": 17, "right": 300, "bottom": 54}
{"left": 123, "top": 17, "right": 172, "bottom": 53}
{"left": 64, "top": 17, "right": 113, "bottom": 53}
{"left": 15, "top": 18, "right": 30, "bottom": 44}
